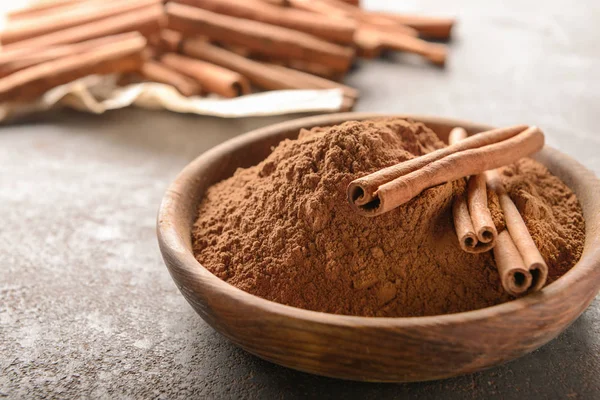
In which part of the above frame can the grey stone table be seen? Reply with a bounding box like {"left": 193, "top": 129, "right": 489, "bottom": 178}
{"left": 1, "top": 0, "right": 599, "bottom": 398}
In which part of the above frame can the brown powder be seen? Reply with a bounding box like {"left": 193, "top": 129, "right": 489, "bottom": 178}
{"left": 192, "top": 119, "right": 585, "bottom": 317}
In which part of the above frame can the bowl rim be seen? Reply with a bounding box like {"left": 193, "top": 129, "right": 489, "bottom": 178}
{"left": 158, "top": 112, "right": 600, "bottom": 328}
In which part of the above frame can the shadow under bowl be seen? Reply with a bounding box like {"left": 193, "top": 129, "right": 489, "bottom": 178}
{"left": 157, "top": 113, "right": 600, "bottom": 382}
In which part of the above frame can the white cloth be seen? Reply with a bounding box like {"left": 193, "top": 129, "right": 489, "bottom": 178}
{"left": 0, "top": 74, "right": 346, "bottom": 122}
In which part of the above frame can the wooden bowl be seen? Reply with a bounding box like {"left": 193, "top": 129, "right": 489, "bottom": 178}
{"left": 157, "top": 113, "right": 600, "bottom": 382}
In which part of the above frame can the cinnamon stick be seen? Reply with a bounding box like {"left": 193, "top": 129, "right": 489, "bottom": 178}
{"left": 348, "top": 126, "right": 544, "bottom": 217}
{"left": 179, "top": 38, "right": 322, "bottom": 91}
{"left": 287, "top": 60, "right": 343, "bottom": 81}
{"left": 348, "top": 125, "right": 527, "bottom": 214}
{"left": 172, "top": 0, "right": 357, "bottom": 44}
{"left": 370, "top": 12, "right": 455, "bottom": 40}
{"left": 299, "top": 0, "right": 420, "bottom": 51}
{"left": 290, "top": 1, "right": 444, "bottom": 63}
{"left": 452, "top": 194, "right": 479, "bottom": 252}
{"left": 493, "top": 230, "right": 533, "bottom": 296}
{"left": 467, "top": 174, "right": 497, "bottom": 243}
{"left": 2, "top": 4, "right": 163, "bottom": 51}
{"left": 289, "top": 0, "right": 419, "bottom": 39}
{"left": 486, "top": 169, "right": 549, "bottom": 292}
{"left": 179, "top": 37, "right": 350, "bottom": 96}
{"left": 353, "top": 28, "right": 383, "bottom": 59}
{"left": 7, "top": 0, "right": 84, "bottom": 21}
{"left": 360, "top": 21, "right": 419, "bottom": 39}
{"left": 0, "top": 0, "right": 160, "bottom": 45}
{"left": 322, "top": 0, "right": 420, "bottom": 37}
{"left": 266, "top": 63, "right": 358, "bottom": 99}
{"left": 224, "top": 45, "right": 253, "bottom": 58}
{"left": 140, "top": 60, "right": 202, "bottom": 96}
{"left": 448, "top": 127, "right": 496, "bottom": 253}
{"left": 160, "top": 53, "right": 250, "bottom": 98}
{"left": 0, "top": 32, "right": 143, "bottom": 78}
{"left": 287, "top": 0, "right": 349, "bottom": 19}
{"left": 0, "top": 34, "right": 146, "bottom": 102}
{"left": 258, "top": 0, "right": 288, "bottom": 4}
{"left": 225, "top": 47, "right": 344, "bottom": 80}
{"left": 357, "top": 26, "right": 447, "bottom": 66}
{"left": 166, "top": 3, "right": 355, "bottom": 72}
{"left": 450, "top": 127, "right": 497, "bottom": 245}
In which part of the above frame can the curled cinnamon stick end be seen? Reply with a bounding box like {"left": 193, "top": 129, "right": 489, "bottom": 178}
{"left": 160, "top": 53, "right": 251, "bottom": 98}
{"left": 348, "top": 124, "right": 539, "bottom": 217}
{"left": 486, "top": 170, "right": 549, "bottom": 292}
{"left": 140, "top": 60, "right": 202, "bottom": 97}
{"left": 493, "top": 230, "right": 533, "bottom": 296}
{"left": 452, "top": 194, "right": 480, "bottom": 252}
{"left": 180, "top": 39, "right": 299, "bottom": 91}
{"left": 467, "top": 174, "right": 497, "bottom": 244}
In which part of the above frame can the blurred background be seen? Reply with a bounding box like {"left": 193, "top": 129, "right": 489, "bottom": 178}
{"left": 1, "top": 0, "right": 599, "bottom": 398}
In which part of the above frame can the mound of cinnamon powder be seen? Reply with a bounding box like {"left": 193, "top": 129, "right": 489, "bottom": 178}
{"left": 192, "top": 119, "right": 585, "bottom": 317}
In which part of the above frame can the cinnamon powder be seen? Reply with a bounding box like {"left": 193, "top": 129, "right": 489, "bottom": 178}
{"left": 192, "top": 119, "right": 585, "bottom": 317}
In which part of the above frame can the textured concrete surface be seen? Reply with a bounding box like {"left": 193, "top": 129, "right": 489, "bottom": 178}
{"left": 1, "top": 0, "right": 600, "bottom": 398}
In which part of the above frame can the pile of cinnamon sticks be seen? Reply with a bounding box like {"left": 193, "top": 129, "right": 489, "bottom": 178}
{"left": 0, "top": 0, "right": 454, "bottom": 106}
{"left": 348, "top": 124, "right": 549, "bottom": 297}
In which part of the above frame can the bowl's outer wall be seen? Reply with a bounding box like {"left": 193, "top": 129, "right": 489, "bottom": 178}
{"left": 157, "top": 113, "right": 600, "bottom": 382}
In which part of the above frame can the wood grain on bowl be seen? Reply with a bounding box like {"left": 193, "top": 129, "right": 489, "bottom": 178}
{"left": 157, "top": 113, "right": 600, "bottom": 382}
